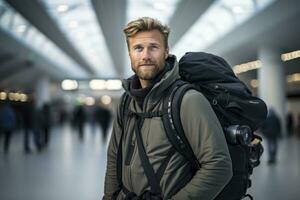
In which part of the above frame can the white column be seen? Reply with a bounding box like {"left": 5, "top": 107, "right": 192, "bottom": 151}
{"left": 35, "top": 75, "right": 51, "bottom": 109}
{"left": 258, "top": 47, "right": 287, "bottom": 136}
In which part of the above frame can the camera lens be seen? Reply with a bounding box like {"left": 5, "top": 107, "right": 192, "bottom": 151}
{"left": 236, "top": 126, "right": 252, "bottom": 145}
{"left": 225, "top": 125, "right": 253, "bottom": 145}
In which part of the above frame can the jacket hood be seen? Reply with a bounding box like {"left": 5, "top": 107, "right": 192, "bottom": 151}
{"left": 122, "top": 54, "right": 179, "bottom": 111}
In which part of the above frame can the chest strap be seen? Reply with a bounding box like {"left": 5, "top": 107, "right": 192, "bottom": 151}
{"left": 129, "top": 110, "right": 165, "bottom": 119}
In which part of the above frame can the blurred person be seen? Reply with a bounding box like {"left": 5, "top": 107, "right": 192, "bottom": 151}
{"left": 0, "top": 101, "right": 17, "bottom": 153}
{"left": 261, "top": 107, "right": 282, "bottom": 164}
{"left": 73, "top": 105, "right": 86, "bottom": 140}
{"left": 59, "top": 107, "right": 68, "bottom": 125}
{"left": 286, "top": 112, "right": 294, "bottom": 136}
{"left": 297, "top": 112, "right": 300, "bottom": 139}
{"left": 95, "top": 104, "right": 112, "bottom": 143}
{"left": 103, "top": 17, "right": 232, "bottom": 200}
{"left": 22, "top": 103, "right": 42, "bottom": 153}
{"left": 39, "top": 103, "right": 52, "bottom": 148}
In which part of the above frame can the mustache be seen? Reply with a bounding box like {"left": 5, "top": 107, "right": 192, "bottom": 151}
{"left": 138, "top": 61, "right": 156, "bottom": 66}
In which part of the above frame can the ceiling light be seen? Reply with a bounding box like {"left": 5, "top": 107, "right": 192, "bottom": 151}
{"left": 101, "top": 95, "right": 112, "bottom": 105}
{"left": 68, "top": 20, "right": 78, "bottom": 28}
{"left": 281, "top": 50, "right": 300, "bottom": 61}
{"left": 20, "top": 94, "right": 28, "bottom": 102}
{"left": 16, "top": 25, "right": 27, "bottom": 33}
{"left": 232, "top": 6, "right": 244, "bottom": 14}
{"left": 0, "top": 92, "right": 7, "bottom": 100}
{"left": 85, "top": 97, "right": 95, "bottom": 106}
{"left": 61, "top": 79, "right": 78, "bottom": 90}
{"left": 57, "top": 5, "right": 69, "bottom": 13}
{"left": 8, "top": 93, "right": 16, "bottom": 101}
{"left": 89, "top": 79, "right": 106, "bottom": 90}
{"left": 233, "top": 60, "right": 262, "bottom": 74}
{"left": 287, "top": 73, "right": 300, "bottom": 83}
{"left": 106, "top": 80, "right": 122, "bottom": 90}
{"left": 14, "top": 93, "right": 21, "bottom": 101}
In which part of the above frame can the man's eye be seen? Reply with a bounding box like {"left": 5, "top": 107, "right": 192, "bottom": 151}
{"left": 134, "top": 46, "right": 143, "bottom": 51}
{"left": 150, "top": 46, "right": 159, "bottom": 50}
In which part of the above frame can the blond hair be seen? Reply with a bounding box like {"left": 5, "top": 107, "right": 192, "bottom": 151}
{"left": 123, "top": 17, "right": 170, "bottom": 49}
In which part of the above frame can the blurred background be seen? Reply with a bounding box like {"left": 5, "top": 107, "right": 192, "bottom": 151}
{"left": 0, "top": 0, "right": 300, "bottom": 199}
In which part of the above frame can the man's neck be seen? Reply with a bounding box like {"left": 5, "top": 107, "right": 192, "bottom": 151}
{"left": 139, "top": 79, "right": 153, "bottom": 88}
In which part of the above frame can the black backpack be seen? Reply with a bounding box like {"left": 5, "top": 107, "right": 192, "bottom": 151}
{"left": 115, "top": 52, "right": 267, "bottom": 200}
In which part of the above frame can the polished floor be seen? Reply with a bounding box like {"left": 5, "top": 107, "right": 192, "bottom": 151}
{"left": 0, "top": 124, "right": 300, "bottom": 200}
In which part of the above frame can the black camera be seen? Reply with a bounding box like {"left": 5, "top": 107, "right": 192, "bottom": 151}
{"left": 224, "top": 125, "right": 253, "bottom": 145}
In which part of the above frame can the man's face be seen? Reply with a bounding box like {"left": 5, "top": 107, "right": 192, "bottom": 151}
{"left": 128, "top": 30, "right": 169, "bottom": 84}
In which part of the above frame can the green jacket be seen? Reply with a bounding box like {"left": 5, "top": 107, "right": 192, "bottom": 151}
{"left": 103, "top": 55, "right": 232, "bottom": 200}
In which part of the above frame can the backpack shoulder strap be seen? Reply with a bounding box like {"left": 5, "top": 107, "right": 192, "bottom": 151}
{"left": 162, "top": 81, "right": 201, "bottom": 170}
{"left": 115, "top": 92, "right": 131, "bottom": 191}
{"left": 117, "top": 92, "right": 131, "bottom": 127}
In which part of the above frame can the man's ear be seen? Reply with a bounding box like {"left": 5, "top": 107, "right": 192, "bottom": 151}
{"left": 165, "top": 48, "right": 169, "bottom": 59}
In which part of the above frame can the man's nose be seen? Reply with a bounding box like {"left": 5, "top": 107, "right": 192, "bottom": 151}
{"left": 141, "top": 49, "right": 151, "bottom": 61}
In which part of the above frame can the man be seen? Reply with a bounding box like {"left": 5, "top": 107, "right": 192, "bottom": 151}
{"left": 103, "top": 17, "right": 232, "bottom": 200}
{"left": 261, "top": 107, "right": 281, "bottom": 164}
{"left": 0, "top": 101, "right": 17, "bottom": 153}
{"left": 39, "top": 103, "right": 52, "bottom": 148}
{"left": 95, "top": 104, "right": 112, "bottom": 143}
